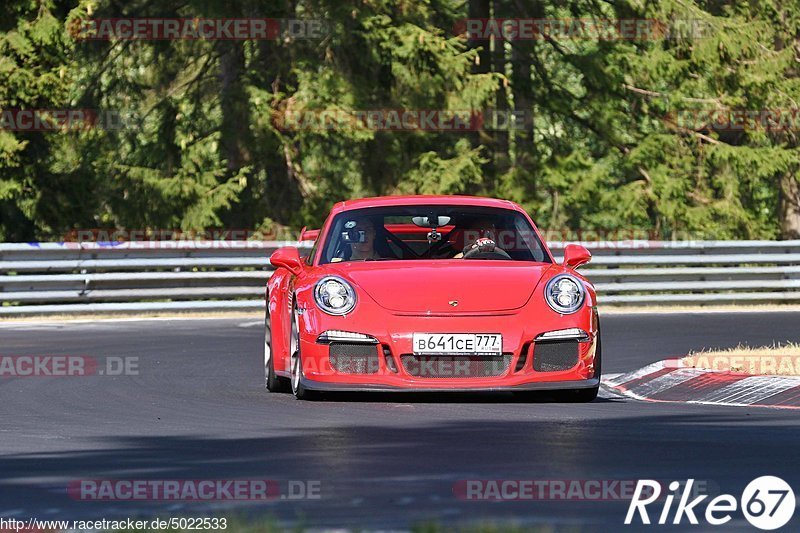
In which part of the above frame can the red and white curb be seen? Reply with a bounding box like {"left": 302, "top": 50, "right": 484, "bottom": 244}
{"left": 602, "top": 359, "right": 800, "bottom": 409}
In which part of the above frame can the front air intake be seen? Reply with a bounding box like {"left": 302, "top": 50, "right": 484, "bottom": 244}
{"left": 329, "top": 343, "right": 380, "bottom": 374}
{"left": 533, "top": 340, "right": 579, "bottom": 372}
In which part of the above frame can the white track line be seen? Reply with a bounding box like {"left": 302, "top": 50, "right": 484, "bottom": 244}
{"left": 622, "top": 368, "right": 707, "bottom": 397}
{"left": 604, "top": 358, "right": 800, "bottom": 410}
{"left": 602, "top": 360, "right": 670, "bottom": 387}
{"left": 696, "top": 375, "right": 800, "bottom": 405}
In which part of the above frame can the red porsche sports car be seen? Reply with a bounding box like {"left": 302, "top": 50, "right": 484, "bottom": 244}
{"left": 265, "top": 195, "right": 600, "bottom": 401}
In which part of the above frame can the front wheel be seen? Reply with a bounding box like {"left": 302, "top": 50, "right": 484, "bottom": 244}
{"left": 264, "top": 316, "right": 288, "bottom": 393}
{"left": 289, "top": 307, "right": 319, "bottom": 401}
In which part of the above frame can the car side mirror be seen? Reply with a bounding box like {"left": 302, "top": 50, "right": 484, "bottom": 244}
{"left": 563, "top": 244, "right": 591, "bottom": 269}
{"left": 270, "top": 246, "right": 304, "bottom": 275}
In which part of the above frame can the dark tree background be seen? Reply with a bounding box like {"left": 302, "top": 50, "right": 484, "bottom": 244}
{"left": 1, "top": 0, "right": 799, "bottom": 241}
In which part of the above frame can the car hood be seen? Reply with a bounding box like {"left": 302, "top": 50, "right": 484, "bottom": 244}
{"left": 323, "top": 261, "right": 552, "bottom": 313}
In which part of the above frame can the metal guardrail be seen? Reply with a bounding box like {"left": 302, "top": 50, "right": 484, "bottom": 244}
{"left": 2, "top": 240, "right": 800, "bottom": 315}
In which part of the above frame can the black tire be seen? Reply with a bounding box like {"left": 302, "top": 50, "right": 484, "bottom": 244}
{"left": 264, "top": 315, "right": 289, "bottom": 393}
{"left": 554, "top": 384, "right": 599, "bottom": 403}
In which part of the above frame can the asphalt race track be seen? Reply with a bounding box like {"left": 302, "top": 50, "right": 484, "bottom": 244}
{"left": 1, "top": 312, "right": 800, "bottom": 531}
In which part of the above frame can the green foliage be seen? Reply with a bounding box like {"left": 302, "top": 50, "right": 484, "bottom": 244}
{"left": 402, "top": 138, "right": 487, "bottom": 194}
{"left": 1, "top": 0, "right": 799, "bottom": 240}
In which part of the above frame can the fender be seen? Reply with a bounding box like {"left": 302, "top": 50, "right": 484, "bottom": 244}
{"left": 267, "top": 269, "right": 296, "bottom": 374}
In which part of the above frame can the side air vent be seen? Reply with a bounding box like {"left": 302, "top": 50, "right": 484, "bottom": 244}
{"left": 382, "top": 344, "right": 398, "bottom": 373}
{"left": 514, "top": 342, "right": 532, "bottom": 372}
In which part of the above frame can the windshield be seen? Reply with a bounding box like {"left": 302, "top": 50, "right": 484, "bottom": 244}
{"left": 319, "top": 205, "right": 550, "bottom": 264}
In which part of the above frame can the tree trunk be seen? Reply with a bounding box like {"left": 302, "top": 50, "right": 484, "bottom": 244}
{"left": 510, "top": 39, "right": 533, "bottom": 180}
{"left": 468, "top": 0, "right": 493, "bottom": 191}
{"left": 491, "top": 28, "right": 509, "bottom": 184}
{"left": 779, "top": 170, "right": 800, "bottom": 239}
{"left": 219, "top": 41, "right": 251, "bottom": 172}
{"left": 509, "top": 1, "right": 541, "bottom": 197}
{"left": 468, "top": 0, "right": 491, "bottom": 76}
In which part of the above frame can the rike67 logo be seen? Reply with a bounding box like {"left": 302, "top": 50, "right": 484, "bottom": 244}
{"left": 626, "top": 477, "right": 795, "bottom": 530}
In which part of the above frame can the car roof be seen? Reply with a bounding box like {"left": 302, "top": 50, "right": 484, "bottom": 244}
{"left": 330, "top": 195, "right": 524, "bottom": 215}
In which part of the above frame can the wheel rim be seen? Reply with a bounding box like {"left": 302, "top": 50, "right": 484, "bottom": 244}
{"left": 289, "top": 308, "right": 298, "bottom": 361}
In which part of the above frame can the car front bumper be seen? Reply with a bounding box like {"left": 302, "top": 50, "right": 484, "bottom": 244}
{"left": 294, "top": 301, "right": 600, "bottom": 391}
{"left": 299, "top": 375, "right": 600, "bottom": 392}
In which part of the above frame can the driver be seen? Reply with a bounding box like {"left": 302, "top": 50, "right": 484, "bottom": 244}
{"left": 454, "top": 217, "right": 502, "bottom": 259}
{"left": 347, "top": 218, "right": 381, "bottom": 261}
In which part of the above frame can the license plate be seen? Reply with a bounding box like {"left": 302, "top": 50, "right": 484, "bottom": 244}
{"left": 412, "top": 333, "right": 502, "bottom": 356}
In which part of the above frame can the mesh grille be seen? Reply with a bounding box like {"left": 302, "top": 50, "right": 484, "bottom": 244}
{"left": 400, "top": 354, "right": 512, "bottom": 378}
{"left": 533, "top": 340, "right": 579, "bottom": 372}
{"left": 329, "top": 343, "right": 380, "bottom": 374}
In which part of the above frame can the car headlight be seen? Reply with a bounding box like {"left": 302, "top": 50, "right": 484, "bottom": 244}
{"left": 314, "top": 276, "right": 357, "bottom": 315}
{"left": 545, "top": 274, "right": 585, "bottom": 314}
